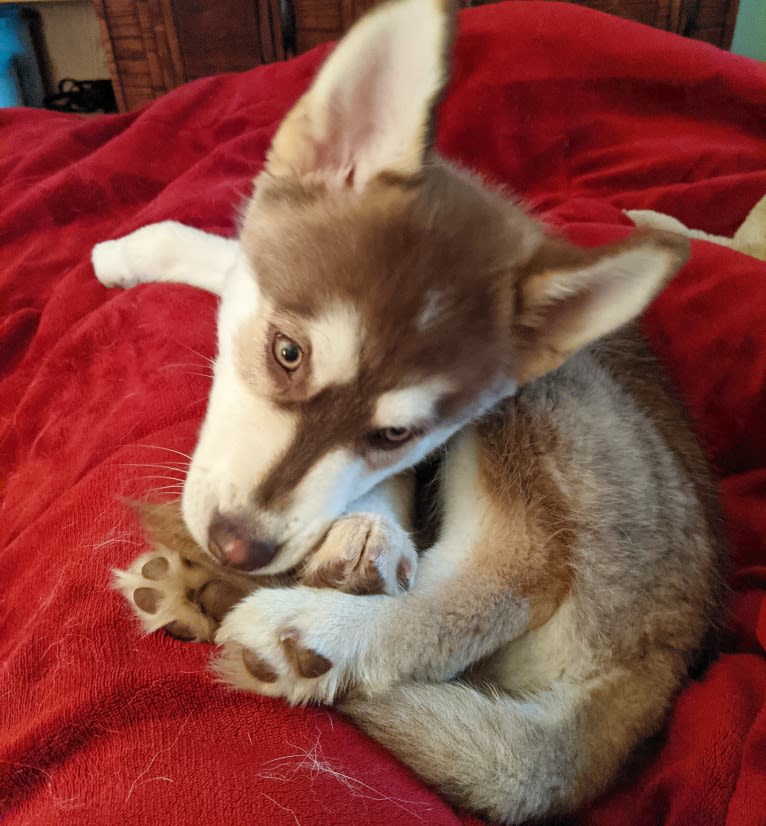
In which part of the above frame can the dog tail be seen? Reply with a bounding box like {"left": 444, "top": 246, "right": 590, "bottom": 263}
{"left": 342, "top": 674, "right": 669, "bottom": 823}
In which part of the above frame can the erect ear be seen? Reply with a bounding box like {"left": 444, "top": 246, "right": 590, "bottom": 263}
{"left": 511, "top": 231, "right": 690, "bottom": 384}
{"left": 266, "top": 0, "right": 454, "bottom": 189}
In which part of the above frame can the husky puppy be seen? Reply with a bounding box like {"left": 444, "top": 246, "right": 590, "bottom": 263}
{"left": 94, "top": 0, "right": 725, "bottom": 820}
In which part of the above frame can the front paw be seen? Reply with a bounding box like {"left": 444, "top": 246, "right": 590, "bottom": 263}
{"left": 300, "top": 513, "right": 417, "bottom": 596}
{"left": 213, "top": 587, "right": 385, "bottom": 704}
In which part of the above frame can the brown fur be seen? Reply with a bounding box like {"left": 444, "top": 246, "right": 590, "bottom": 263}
{"left": 341, "top": 329, "right": 724, "bottom": 821}
{"left": 237, "top": 166, "right": 540, "bottom": 509}
{"left": 115, "top": 497, "right": 415, "bottom": 642}
{"left": 476, "top": 404, "right": 577, "bottom": 629}
{"left": 234, "top": 163, "right": 687, "bottom": 519}
{"left": 104, "top": 1, "right": 726, "bottom": 821}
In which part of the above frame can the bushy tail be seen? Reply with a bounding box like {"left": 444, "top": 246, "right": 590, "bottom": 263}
{"left": 342, "top": 675, "right": 670, "bottom": 824}
{"left": 733, "top": 193, "right": 766, "bottom": 260}
{"left": 626, "top": 193, "right": 766, "bottom": 261}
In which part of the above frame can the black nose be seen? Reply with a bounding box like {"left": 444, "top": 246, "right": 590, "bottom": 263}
{"left": 207, "top": 512, "right": 277, "bottom": 571}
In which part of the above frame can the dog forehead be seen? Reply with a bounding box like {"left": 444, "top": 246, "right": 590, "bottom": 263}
{"left": 242, "top": 184, "right": 419, "bottom": 306}
{"left": 240, "top": 163, "right": 524, "bottom": 309}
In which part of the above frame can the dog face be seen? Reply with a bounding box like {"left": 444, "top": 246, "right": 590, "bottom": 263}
{"left": 182, "top": 0, "right": 688, "bottom": 573}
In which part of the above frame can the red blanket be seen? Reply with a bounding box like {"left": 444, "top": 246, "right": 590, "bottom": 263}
{"left": 2, "top": 3, "right": 765, "bottom": 824}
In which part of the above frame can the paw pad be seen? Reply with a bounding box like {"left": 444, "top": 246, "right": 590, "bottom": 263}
{"left": 133, "top": 587, "right": 160, "bottom": 614}
{"left": 281, "top": 631, "right": 333, "bottom": 679}
{"left": 141, "top": 557, "right": 169, "bottom": 580}
{"left": 114, "top": 548, "right": 254, "bottom": 642}
{"left": 164, "top": 621, "right": 198, "bottom": 642}
{"left": 242, "top": 649, "right": 279, "bottom": 683}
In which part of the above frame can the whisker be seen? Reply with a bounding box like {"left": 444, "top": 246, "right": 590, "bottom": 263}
{"left": 120, "top": 463, "right": 188, "bottom": 471}
{"left": 139, "top": 484, "right": 185, "bottom": 497}
{"left": 177, "top": 398, "right": 209, "bottom": 413}
{"left": 136, "top": 445, "right": 193, "bottom": 460}
{"left": 172, "top": 340, "right": 216, "bottom": 368}
{"left": 158, "top": 363, "right": 213, "bottom": 378}
{"left": 131, "top": 474, "right": 186, "bottom": 484}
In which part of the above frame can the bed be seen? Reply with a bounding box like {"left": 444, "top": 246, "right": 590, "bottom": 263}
{"left": 1, "top": 2, "right": 765, "bottom": 823}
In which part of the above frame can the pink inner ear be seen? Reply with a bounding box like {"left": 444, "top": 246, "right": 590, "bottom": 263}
{"left": 326, "top": 54, "right": 390, "bottom": 181}
{"left": 268, "top": 0, "right": 450, "bottom": 187}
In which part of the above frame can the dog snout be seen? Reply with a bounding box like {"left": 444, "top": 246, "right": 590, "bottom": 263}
{"left": 207, "top": 511, "right": 277, "bottom": 571}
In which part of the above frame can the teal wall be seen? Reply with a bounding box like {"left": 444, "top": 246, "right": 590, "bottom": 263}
{"left": 731, "top": 0, "right": 766, "bottom": 60}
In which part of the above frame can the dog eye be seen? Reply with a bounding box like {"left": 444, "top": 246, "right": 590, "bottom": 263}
{"left": 368, "top": 427, "right": 414, "bottom": 449}
{"left": 273, "top": 334, "right": 303, "bottom": 371}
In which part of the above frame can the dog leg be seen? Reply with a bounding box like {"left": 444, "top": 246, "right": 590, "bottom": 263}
{"left": 626, "top": 208, "right": 734, "bottom": 246}
{"left": 733, "top": 193, "right": 766, "bottom": 260}
{"left": 341, "top": 668, "right": 676, "bottom": 824}
{"left": 92, "top": 221, "right": 238, "bottom": 294}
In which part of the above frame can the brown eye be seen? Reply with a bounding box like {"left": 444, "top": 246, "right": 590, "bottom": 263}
{"left": 368, "top": 426, "right": 414, "bottom": 450}
{"left": 273, "top": 334, "right": 303, "bottom": 371}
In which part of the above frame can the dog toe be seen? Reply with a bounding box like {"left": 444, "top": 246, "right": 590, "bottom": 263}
{"left": 113, "top": 548, "right": 252, "bottom": 642}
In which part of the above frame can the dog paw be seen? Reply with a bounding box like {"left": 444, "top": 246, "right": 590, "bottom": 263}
{"left": 214, "top": 587, "right": 386, "bottom": 704}
{"left": 113, "top": 548, "right": 255, "bottom": 642}
{"left": 300, "top": 513, "right": 417, "bottom": 596}
{"left": 92, "top": 239, "right": 138, "bottom": 289}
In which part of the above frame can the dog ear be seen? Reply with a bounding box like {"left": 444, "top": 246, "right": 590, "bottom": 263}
{"left": 511, "top": 231, "right": 689, "bottom": 384}
{"left": 266, "top": 0, "right": 454, "bottom": 189}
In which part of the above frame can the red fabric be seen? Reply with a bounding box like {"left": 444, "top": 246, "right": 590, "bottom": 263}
{"left": 2, "top": 3, "right": 765, "bottom": 824}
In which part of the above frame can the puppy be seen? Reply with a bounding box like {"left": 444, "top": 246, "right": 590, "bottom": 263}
{"left": 94, "top": 0, "right": 726, "bottom": 821}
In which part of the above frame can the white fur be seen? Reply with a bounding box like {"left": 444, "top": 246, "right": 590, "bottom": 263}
{"left": 215, "top": 251, "right": 262, "bottom": 358}
{"left": 305, "top": 511, "right": 418, "bottom": 593}
{"left": 180, "top": 251, "right": 292, "bottom": 548}
{"left": 627, "top": 195, "right": 766, "bottom": 261}
{"left": 306, "top": 302, "right": 362, "bottom": 392}
{"left": 112, "top": 548, "right": 220, "bottom": 641}
{"left": 91, "top": 220, "right": 515, "bottom": 574}
{"left": 475, "top": 598, "right": 594, "bottom": 691}
{"left": 258, "top": 447, "right": 366, "bottom": 573}
{"left": 373, "top": 377, "right": 453, "bottom": 428}
{"left": 247, "top": 417, "right": 466, "bottom": 570}
{"left": 182, "top": 358, "right": 297, "bottom": 549}
{"left": 416, "top": 289, "right": 452, "bottom": 330}
{"left": 415, "top": 427, "right": 487, "bottom": 585}
{"left": 214, "top": 428, "right": 531, "bottom": 704}
{"left": 228, "top": 398, "right": 498, "bottom": 575}
{"left": 216, "top": 586, "right": 387, "bottom": 703}
{"left": 92, "top": 221, "right": 238, "bottom": 294}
